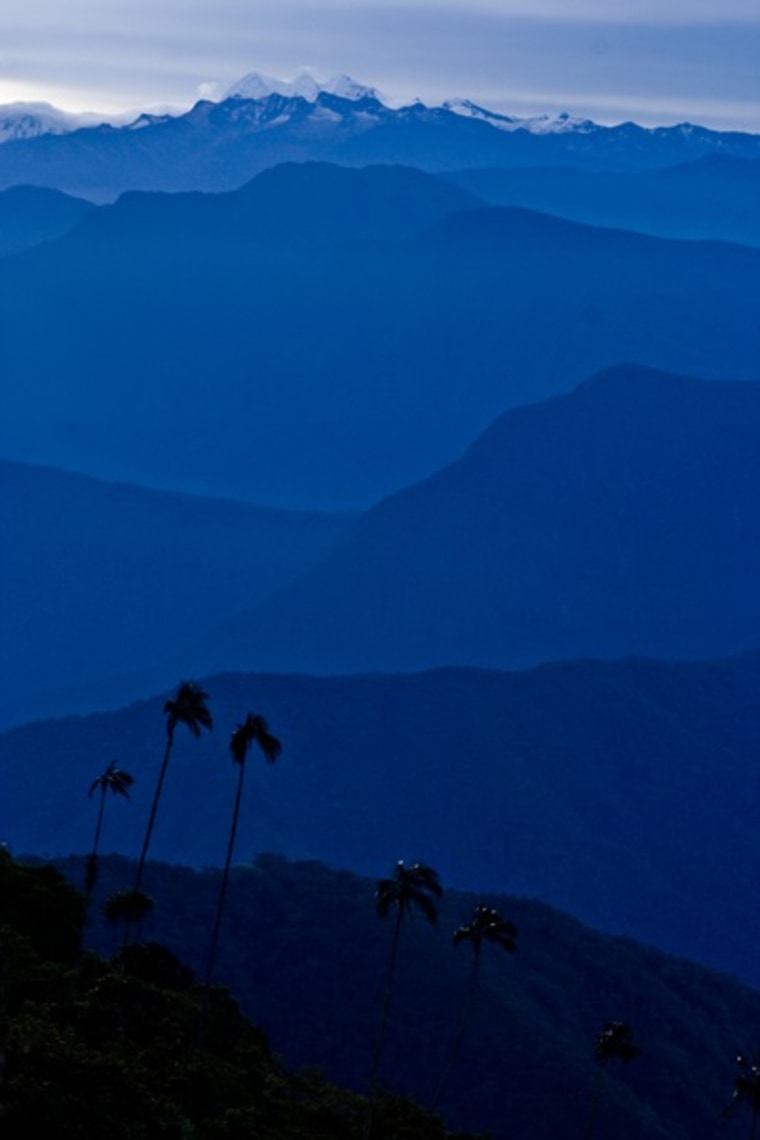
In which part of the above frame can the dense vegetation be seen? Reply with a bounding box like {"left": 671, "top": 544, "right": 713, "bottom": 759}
{"left": 0, "top": 851, "right": 477, "bottom": 1139}
{"left": 39, "top": 850, "right": 759, "bottom": 1140}
{"left": 4, "top": 678, "right": 760, "bottom": 1137}
{"left": 4, "top": 655, "right": 760, "bottom": 988}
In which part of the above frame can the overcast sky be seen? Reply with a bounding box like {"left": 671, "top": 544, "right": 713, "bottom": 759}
{"left": 2, "top": 0, "right": 759, "bottom": 131}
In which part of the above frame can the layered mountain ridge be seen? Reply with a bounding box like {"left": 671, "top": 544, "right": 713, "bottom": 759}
{"left": 1, "top": 74, "right": 759, "bottom": 200}
{"left": 2, "top": 163, "right": 759, "bottom": 512}
{"left": 4, "top": 651, "right": 760, "bottom": 989}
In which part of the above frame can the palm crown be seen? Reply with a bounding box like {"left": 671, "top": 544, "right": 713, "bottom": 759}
{"left": 595, "top": 1021, "right": 638, "bottom": 1066}
{"left": 375, "top": 860, "right": 443, "bottom": 925}
{"left": 88, "top": 760, "right": 134, "bottom": 800}
{"left": 164, "top": 681, "right": 213, "bottom": 741}
{"left": 453, "top": 904, "right": 517, "bottom": 957}
{"left": 230, "top": 713, "right": 282, "bottom": 766}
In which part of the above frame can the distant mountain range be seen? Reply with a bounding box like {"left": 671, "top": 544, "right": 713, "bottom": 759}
{"left": 0, "top": 183, "right": 94, "bottom": 255}
{"left": 2, "top": 164, "right": 759, "bottom": 511}
{"left": 2, "top": 364, "right": 758, "bottom": 725}
{"left": 4, "top": 651, "right": 760, "bottom": 990}
{"left": 444, "top": 155, "right": 760, "bottom": 247}
{"left": 1, "top": 73, "right": 759, "bottom": 199}
{"left": 0, "top": 460, "right": 352, "bottom": 726}
{"left": 0, "top": 101, "right": 116, "bottom": 144}
{"left": 180, "top": 364, "right": 760, "bottom": 678}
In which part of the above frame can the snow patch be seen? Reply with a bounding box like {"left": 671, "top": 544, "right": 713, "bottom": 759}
{"left": 224, "top": 71, "right": 385, "bottom": 105}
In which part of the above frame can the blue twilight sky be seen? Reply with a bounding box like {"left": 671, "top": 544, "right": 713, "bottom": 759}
{"left": 1, "top": 0, "right": 759, "bottom": 131}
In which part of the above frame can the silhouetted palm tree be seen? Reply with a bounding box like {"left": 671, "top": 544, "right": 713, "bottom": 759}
{"left": 84, "top": 761, "right": 134, "bottom": 899}
{"left": 134, "top": 681, "right": 212, "bottom": 892}
{"left": 585, "top": 1020, "right": 638, "bottom": 1139}
{"left": 365, "top": 861, "right": 442, "bottom": 1138}
{"left": 724, "top": 1051, "right": 760, "bottom": 1140}
{"left": 429, "top": 903, "right": 517, "bottom": 1112}
{"left": 103, "top": 887, "right": 155, "bottom": 947}
{"left": 204, "top": 713, "right": 281, "bottom": 986}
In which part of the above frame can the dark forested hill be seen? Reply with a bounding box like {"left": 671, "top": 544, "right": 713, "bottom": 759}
{"left": 53, "top": 851, "right": 760, "bottom": 1140}
{"left": 0, "top": 851, "right": 470, "bottom": 1139}
{"left": 3, "top": 653, "right": 760, "bottom": 987}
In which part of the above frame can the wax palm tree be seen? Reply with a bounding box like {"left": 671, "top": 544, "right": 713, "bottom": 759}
{"left": 204, "top": 713, "right": 281, "bottom": 986}
{"left": 724, "top": 1050, "right": 760, "bottom": 1140}
{"left": 365, "top": 861, "right": 442, "bottom": 1138}
{"left": 84, "top": 761, "right": 134, "bottom": 899}
{"left": 134, "top": 681, "right": 212, "bottom": 892}
{"left": 585, "top": 1020, "right": 638, "bottom": 1140}
{"left": 429, "top": 903, "right": 517, "bottom": 1112}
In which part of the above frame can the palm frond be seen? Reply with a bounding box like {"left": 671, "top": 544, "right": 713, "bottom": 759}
{"left": 230, "top": 713, "right": 282, "bottom": 765}
{"left": 726, "top": 1050, "right": 760, "bottom": 1115}
{"left": 88, "top": 760, "right": 135, "bottom": 799}
{"left": 595, "top": 1021, "right": 638, "bottom": 1066}
{"left": 406, "top": 887, "right": 438, "bottom": 925}
{"left": 454, "top": 904, "right": 517, "bottom": 954}
{"left": 374, "top": 860, "right": 442, "bottom": 925}
{"left": 164, "top": 681, "right": 213, "bottom": 738}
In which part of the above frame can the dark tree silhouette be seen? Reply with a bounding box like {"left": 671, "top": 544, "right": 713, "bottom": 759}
{"left": 103, "top": 887, "right": 155, "bottom": 947}
{"left": 204, "top": 713, "right": 281, "bottom": 986}
{"left": 365, "top": 861, "right": 442, "bottom": 1138}
{"left": 585, "top": 1020, "right": 638, "bottom": 1140}
{"left": 134, "top": 681, "right": 212, "bottom": 892}
{"left": 84, "top": 761, "right": 134, "bottom": 899}
{"left": 429, "top": 904, "right": 517, "bottom": 1112}
{"left": 725, "top": 1051, "right": 760, "bottom": 1140}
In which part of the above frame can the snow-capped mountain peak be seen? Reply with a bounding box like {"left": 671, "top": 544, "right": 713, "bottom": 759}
{"left": 0, "top": 101, "right": 108, "bottom": 143}
{"left": 223, "top": 71, "right": 384, "bottom": 105}
{"left": 443, "top": 97, "right": 595, "bottom": 135}
{"left": 321, "top": 74, "right": 383, "bottom": 102}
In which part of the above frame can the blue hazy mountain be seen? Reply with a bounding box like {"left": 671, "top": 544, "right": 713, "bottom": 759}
{"left": 444, "top": 154, "right": 760, "bottom": 246}
{"left": 170, "top": 366, "right": 760, "bottom": 678}
{"left": 0, "top": 184, "right": 94, "bottom": 255}
{"left": 66, "top": 159, "right": 484, "bottom": 247}
{"left": 0, "top": 460, "right": 353, "bottom": 726}
{"left": 1, "top": 87, "right": 760, "bottom": 200}
{"left": 4, "top": 652, "right": 760, "bottom": 988}
{"left": 1, "top": 165, "right": 758, "bottom": 509}
{"left": 3, "top": 365, "right": 757, "bottom": 724}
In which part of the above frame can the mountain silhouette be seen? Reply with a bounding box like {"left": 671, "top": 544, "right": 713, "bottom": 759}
{"left": 1, "top": 89, "right": 760, "bottom": 199}
{"left": 0, "top": 460, "right": 352, "bottom": 725}
{"left": 444, "top": 154, "right": 760, "bottom": 246}
{"left": 0, "top": 183, "right": 94, "bottom": 255}
{"left": 181, "top": 365, "right": 760, "bottom": 676}
{"left": 2, "top": 174, "right": 759, "bottom": 509}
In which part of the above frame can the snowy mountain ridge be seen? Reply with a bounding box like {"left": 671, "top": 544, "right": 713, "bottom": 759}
{"left": 0, "top": 71, "right": 693, "bottom": 145}
{"left": 222, "top": 71, "right": 385, "bottom": 105}
{"left": 0, "top": 102, "right": 110, "bottom": 143}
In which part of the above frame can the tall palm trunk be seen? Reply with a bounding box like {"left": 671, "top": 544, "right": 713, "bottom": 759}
{"left": 84, "top": 786, "right": 108, "bottom": 899}
{"left": 134, "top": 727, "right": 174, "bottom": 892}
{"left": 584, "top": 1067, "right": 605, "bottom": 1140}
{"left": 429, "top": 945, "right": 480, "bottom": 1113}
{"left": 205, "top": 756, "right": 247, "bottom": 986}
{"left": 364, "top": 905, "right": 404, "bottom": 1140}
